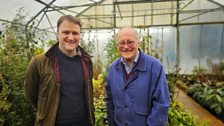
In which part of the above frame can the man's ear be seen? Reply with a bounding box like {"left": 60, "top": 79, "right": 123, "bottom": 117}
{"left": 56, "top": 33, "right": 59, "bottom": 41}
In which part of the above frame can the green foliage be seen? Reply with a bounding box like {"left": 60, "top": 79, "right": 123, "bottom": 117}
{"left": 94, "top": 95, "right": 107, "bottom": 126}
{"left": 192, "top": 66, "right": 207, "bottom": 75}
{"left": 220, "top": 61, "right": 224, "bottom": 70}
{"left": 34, "top": 48, "right": 44, "bottom": 56}
{"left": 166, "top": 74, "right": 178, "bottom": 100}
{"left": 188, "top": 83, "right": 224, "bottom": 116}
{"left": 46, "top": 39, "right": 57, "bottom": 47}
{"left": 94, "top": 35, "right": 118, "bottom": 126}
{"left": 139, "top": 33, "right": 152, "bottom": 55}
{"left": 166, "top": 66, "right": 182, "bottom": 99}
{"left": 0, "top": 78, "right": 11, "bottom": 126}
{"left": 168, "top": 101, "right": 208, "bottom": 126}
{"left": 80, "top": 30, "right": 95, "bottom": 55}
{"left": 103, "top": 36, "right": 119, "bottom": 74}
{"left": 93, "top": 74, "right": 105, "bottom": 97}
{"left": 167, "top": 74, "right": 208, "bottom": 126}
{"left": 93, "top": 74, "right": 108, "bottom": 126}
{"left": 92, "top": 57, "right": 103, "bottom": 79}
{"left": 139, "top": 30, "right": 162, "bottom": 60}
{"left": 0, "top": 8, "right": 46, "bottom": 126}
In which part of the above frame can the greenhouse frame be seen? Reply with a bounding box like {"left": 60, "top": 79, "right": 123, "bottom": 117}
{"left": 0, "top": 0, "right": 223, "bottom": 73}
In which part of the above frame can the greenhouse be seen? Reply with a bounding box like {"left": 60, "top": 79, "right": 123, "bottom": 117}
{"left": 0, "top": 0, "right": 224, "bottom": 126}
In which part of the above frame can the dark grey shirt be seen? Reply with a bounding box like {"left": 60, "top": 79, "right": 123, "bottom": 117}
{"left": 56, "top": 48, "right": 88, "bottom": 126}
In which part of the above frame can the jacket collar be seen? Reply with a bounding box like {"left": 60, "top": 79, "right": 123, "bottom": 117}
{"left": 45, "top": 42, "right": 92, "bottom": 60}
{"left": 116, "top": 49, "right": 146, "bottom": 72}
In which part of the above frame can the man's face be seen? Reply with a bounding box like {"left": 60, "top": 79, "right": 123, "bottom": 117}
{"left": 117, "top": 28, "right": 139, "bottom": 63}
{"left": 57, "top": 20, "right": 80, "bottom": 56}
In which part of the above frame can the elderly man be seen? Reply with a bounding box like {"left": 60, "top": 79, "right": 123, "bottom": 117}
{"left": 106, "top": 27, "right": 170, "bottom": 126}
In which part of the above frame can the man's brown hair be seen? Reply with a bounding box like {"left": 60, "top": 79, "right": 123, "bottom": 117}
{"left": 57, "top": 15, "right": 81, "bottom": 32}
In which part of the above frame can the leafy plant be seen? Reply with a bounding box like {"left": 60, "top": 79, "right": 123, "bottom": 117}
{"left": 0, "top": 76, "right": 11, "bottom": 126}
{"left": 103, "top": 36, "right": 119, "bottom": 74}
{"left": 93, "top": 74, "right": 105, "bottom": 97}
{"left": 187, "top": 83, "right": 224, "bottom": 118}
{"left": 93, "top": 74, "right": 107, "bottom": 126}
{"left": 94, "top": 95, "right": 107, "bottom": 126}
{"left": 168, "top": 100, "right": 208, "bottom": 126}
{"left": 167, "top": 73, "right": 209, "bottom": 126}
{"left": 0, "top": 8, "right": 46, "bottom": 126}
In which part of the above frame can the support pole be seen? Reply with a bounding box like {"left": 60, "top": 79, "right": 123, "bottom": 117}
{"left": 176, "top": 0, "right": 180, "bottom": 73}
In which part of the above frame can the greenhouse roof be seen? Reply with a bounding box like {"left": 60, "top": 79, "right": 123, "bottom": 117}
{"left": 0, "top": 0, "right": 224, "bottom": 33}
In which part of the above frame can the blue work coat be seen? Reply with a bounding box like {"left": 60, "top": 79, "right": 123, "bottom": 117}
{"left": 106, "top": 50, "right": 170, "bottom": 126}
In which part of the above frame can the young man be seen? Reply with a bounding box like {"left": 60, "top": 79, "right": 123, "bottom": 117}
{"left": 106, "top": 27, "right": 170, "bottom": 126}
{"left": 24, "top": 15, "right": 94, "bottom": 126}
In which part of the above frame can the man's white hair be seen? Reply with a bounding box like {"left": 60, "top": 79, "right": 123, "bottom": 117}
{"left": 116, "top": 26, "right": 140, "bottom": 43}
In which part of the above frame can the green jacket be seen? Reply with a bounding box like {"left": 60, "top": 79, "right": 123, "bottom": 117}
{"left": 24, "top": 43, "right": 94, "bottom": 126}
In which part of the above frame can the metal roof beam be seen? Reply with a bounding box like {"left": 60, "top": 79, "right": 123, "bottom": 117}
{"left": 180, "top": 7, "right": 223, "bottom": 22}
{"left": 27, "top": 0, "right": 56, "bottom": 26}
{"left": 35, "top": 0, "right": 65, "bottom": 15}
{"left": 46, "top": 3, "right": 102, "bottom": 11}
{"left": 179, "top": 0, "right": 194, "bottom": 11}
{"left": 207, "top": 0, "right": 224, "bottom": 8}
{"left": 114, "top": 0, "right": 179, "bottom": 5}
{"left": 114, "top": 0, "right": 123, "bottom": 19}
{"left": 76, "top": 0, "right": 106, "bottom": 17}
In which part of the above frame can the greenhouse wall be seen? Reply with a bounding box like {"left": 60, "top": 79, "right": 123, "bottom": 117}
{"left": 81, "top": 23, "right": 224, "bottom": 75}
{"left": 179, "top": 24, "right": 224, "bottom": 74}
